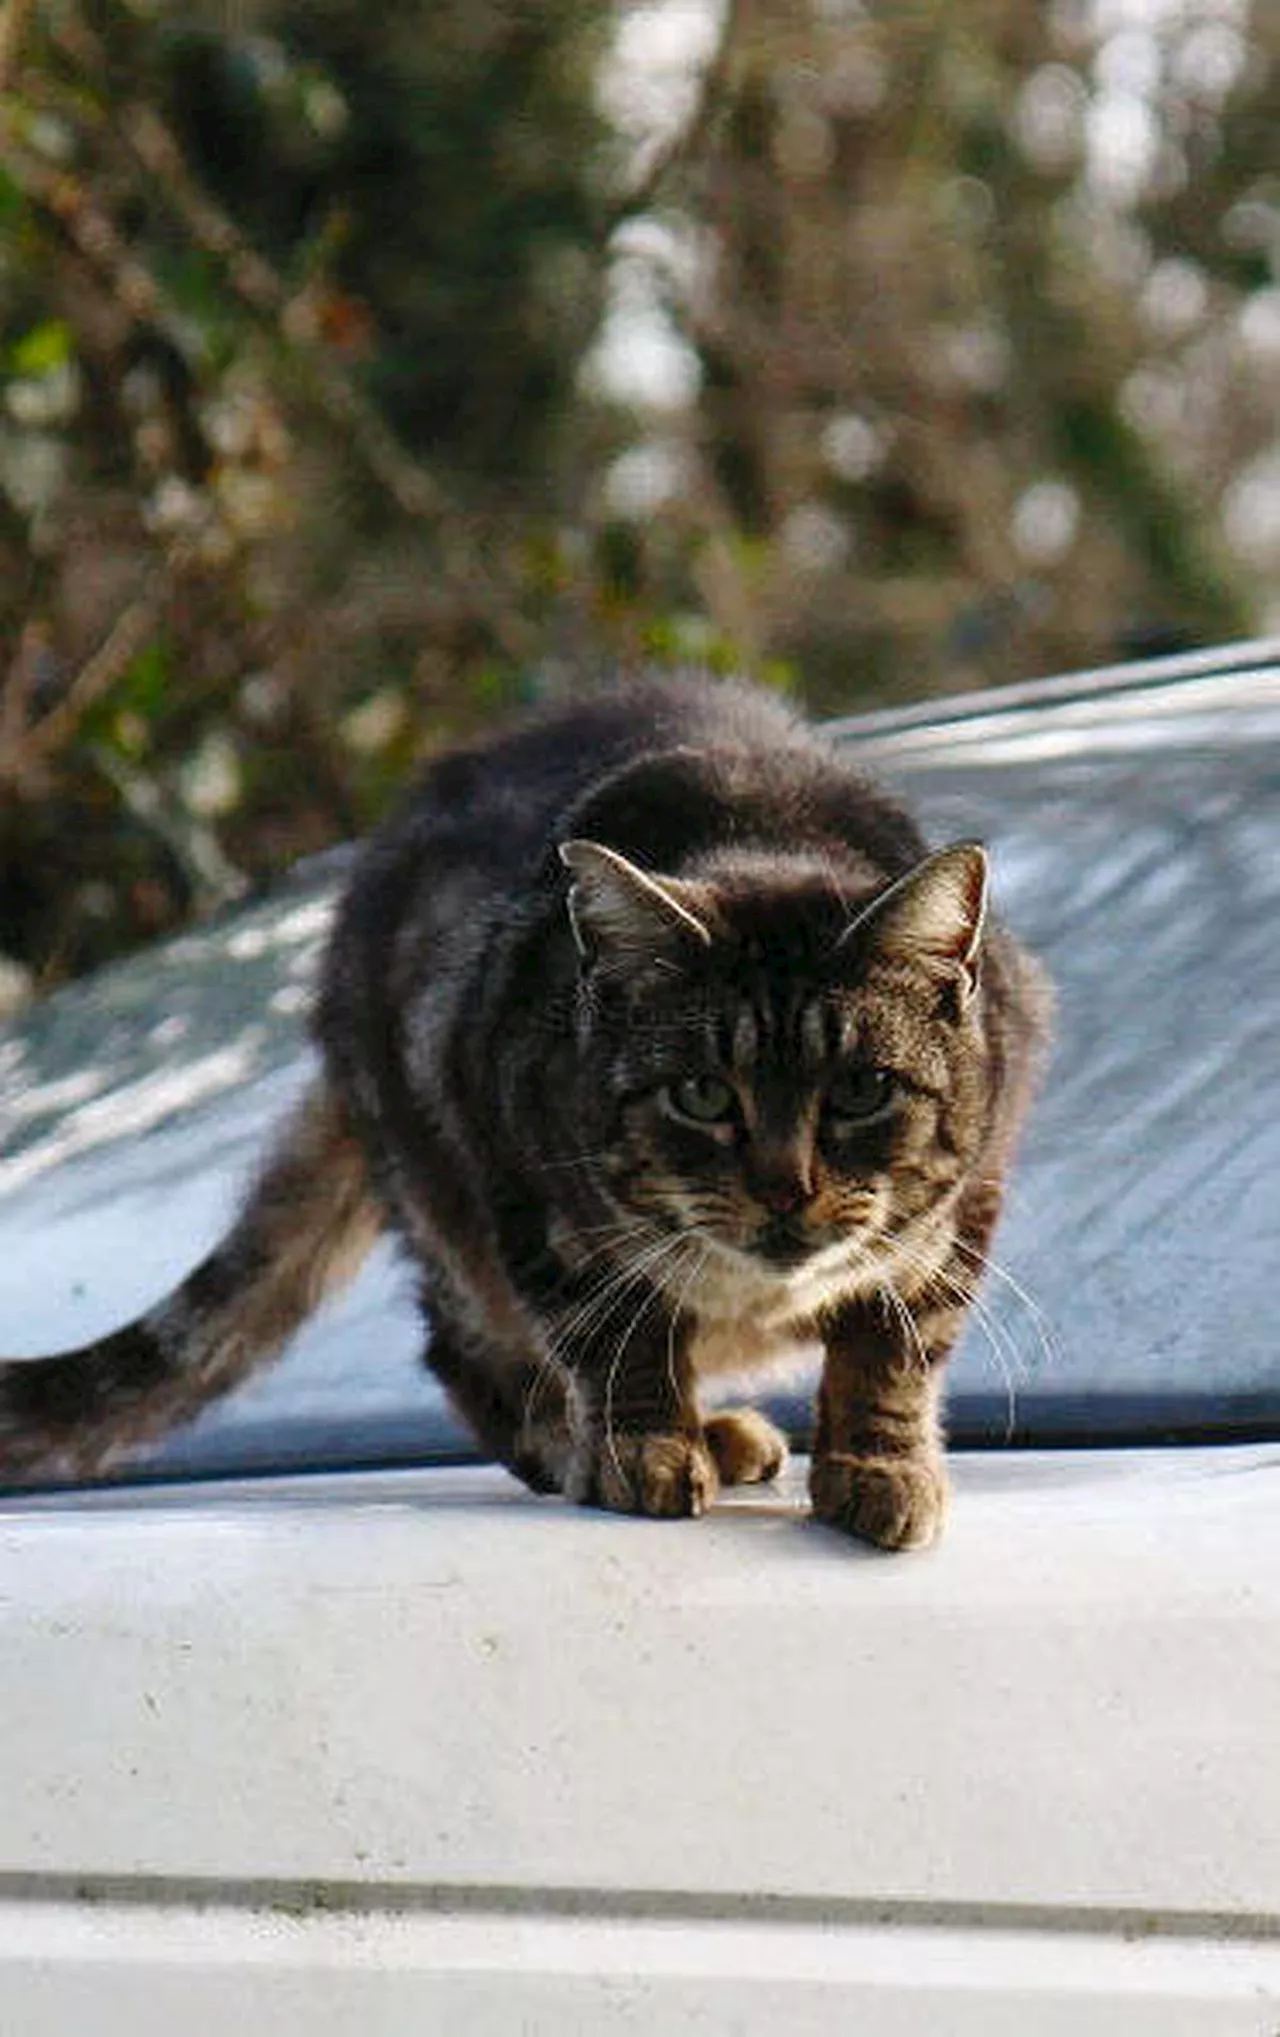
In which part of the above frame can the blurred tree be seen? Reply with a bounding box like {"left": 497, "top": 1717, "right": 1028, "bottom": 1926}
{"left": 0, "top": 0, "right": 617, "bottom": 982}
{"left": 598, "top": 0, "right": 1275, "bottom": 705}
{"left": 0, "top": 0, "right": 1276, "bottom": 990}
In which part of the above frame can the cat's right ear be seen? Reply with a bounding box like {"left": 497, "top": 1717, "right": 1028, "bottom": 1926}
{"left": 558, "top": 839, "right": 713, "bottom": 959}
{"left": 837, "top": 842, "right": 988, "bottom": 1000}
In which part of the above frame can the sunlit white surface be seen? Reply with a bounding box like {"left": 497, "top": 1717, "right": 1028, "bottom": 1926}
{"left": 0, "top": 1449, "right": 1278, "bottom": 2030}
{"left": 3, "top": 1903, "right": 1278, "bottom": 2034}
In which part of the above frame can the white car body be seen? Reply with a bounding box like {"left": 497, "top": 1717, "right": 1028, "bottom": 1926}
{"left": 2, "top": 1452, "right": 1279, "bottom": 2032}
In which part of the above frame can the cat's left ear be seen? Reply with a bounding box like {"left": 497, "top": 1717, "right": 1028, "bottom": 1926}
{"left": 842, "top": 842, "right": 988, "bottom": 1001}
{"left": 559, "top": 839, "right": 713, "bottom": 958}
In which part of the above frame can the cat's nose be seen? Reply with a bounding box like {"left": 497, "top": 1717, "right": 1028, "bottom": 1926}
{"left": 749, "top": 1164, "right": 812, "bottom": 1216}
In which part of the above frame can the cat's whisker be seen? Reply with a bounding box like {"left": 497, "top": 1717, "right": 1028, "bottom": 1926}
{"left": 934, "top": 1265, "right": 1026, "bottom": 1443}
{"left": 546, "top": 1257, "right": 657, "bottom": 1365}
{"left": 597, "top": 1232, "right": 699, "bottom": 1488}
{"left": 519, "top": 1219, "right": 673, "bottom": 1442}
{"left": 881, "top": 1279, "right": 929, "bottom": 1375}
{"left": 665, "top": 1238, "right": 713, "bottom": 1414}
{"left": 551, "top": 1216, "right": 667, "bottom": 1251}
{"left": 949, "top": 1238, "right": 1061, "bottom": 1379}
{"left": 881, "top": 1230, "right": 1035, "bottom": 1442}
{"left": 546, "top": 1225, "right": 689, "bottom": 1367}
{"left": 821, "top": 851, "right": 852, "bottom": 918}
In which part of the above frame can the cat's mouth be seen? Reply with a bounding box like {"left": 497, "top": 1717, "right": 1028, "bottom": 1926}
{"left": 752, "top": 1217, "right": 825, "bottom": 1270}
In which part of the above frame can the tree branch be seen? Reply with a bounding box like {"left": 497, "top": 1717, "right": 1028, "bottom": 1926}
{"left": 0, "top": 532, "right": 201, "bottom": 790}
{"left": 50, "top": 13, "right": 448, "bottom": 522}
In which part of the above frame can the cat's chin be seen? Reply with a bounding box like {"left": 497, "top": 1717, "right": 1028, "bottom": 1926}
{"left": 694, "top": 1228, "right": 882, "bottom": 1321}
{"left": 752, "top": 1218, "right": 818, "bottom": 1271}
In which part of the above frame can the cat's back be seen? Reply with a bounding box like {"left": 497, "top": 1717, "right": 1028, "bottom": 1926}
{"left": 408, "top": 672, "right": 813, "bottom": 849}
{"left": 323, "top": 676, "right": 817, "bottom": 1010}
{"left": 373, "top": 672, "right": 918, "bottom": 884}
{"left": 324, "top": 673, "right": 934, "bottom": 1046}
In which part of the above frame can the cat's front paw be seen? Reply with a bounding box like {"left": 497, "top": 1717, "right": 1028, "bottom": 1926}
{"left": 809, "top": 1451, "right": 947, "bottom": 1552}
{"left": 572, "top": 1431, "right": 720, "bottom": 1518}
{"left": 702, "top": 1407, "right": 789, "bottom": 1486}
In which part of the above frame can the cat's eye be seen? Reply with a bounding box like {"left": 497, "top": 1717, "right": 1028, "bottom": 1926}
{"left": 825, "top": 1065, "right": 895, "bottom": 1125}
{"left": 665, "top": 1074, "right": 738, "bottom": 1125}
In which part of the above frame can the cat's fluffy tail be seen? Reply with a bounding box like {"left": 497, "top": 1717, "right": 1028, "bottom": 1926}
{"left": 0, "top": 1082, "right": 381, "bottom": 1485}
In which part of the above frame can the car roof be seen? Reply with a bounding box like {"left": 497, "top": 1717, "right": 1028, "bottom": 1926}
{"left": 2, "top": 639, "right": 1278, "bottom": 1484}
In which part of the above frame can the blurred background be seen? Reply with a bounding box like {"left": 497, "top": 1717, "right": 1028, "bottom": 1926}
{"left": 0, "top": 0, "right": 1276, "bottom": 997}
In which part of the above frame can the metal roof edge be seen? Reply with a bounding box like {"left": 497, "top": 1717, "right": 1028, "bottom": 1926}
{"left": 828, "top": 635, "right": 1280, "bottom": 744}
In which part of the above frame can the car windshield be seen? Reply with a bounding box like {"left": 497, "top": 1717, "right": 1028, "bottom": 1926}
{"left": 1, "top": 643, "right": 1277, "bottom": 1483}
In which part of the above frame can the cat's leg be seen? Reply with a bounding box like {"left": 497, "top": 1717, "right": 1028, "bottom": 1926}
{"left": 810, "top": 1184, "right": 1004, "bottom": 1551}
{"left": 702, "top": 1407, "right": 789, "bottom": 1487}
{"left": 562, "top": 1308, "right": 718, "bottom": 1519}
{"left": 427, "top": 1309, "right": 782, "bottom": 1513}
{"left": 425, "top": 1316, "right": 573, "bottom": 1497}
{"left": 809, "top": 1297, "right": 950, "bottom": 1551}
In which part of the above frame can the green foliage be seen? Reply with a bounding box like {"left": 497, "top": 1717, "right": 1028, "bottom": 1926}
{"left": 8, "top": 320, "right": 74, "bottom": 375}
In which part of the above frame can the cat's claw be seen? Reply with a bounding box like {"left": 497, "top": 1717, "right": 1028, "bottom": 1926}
{"left": 572, "top": 1432, "right": 720, "bottom": 1518}
{"left": 809, "top": 1450, "right": 947, "bottom": 1551}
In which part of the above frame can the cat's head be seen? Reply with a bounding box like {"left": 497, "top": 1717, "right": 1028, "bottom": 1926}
{"left": 557, "top": 837, "right": 993, "bottom": 1302}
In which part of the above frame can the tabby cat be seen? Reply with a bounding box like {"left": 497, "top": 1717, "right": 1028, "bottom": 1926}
{"left": 0, "top": 676, "right": 1050, "bottom": 1548}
